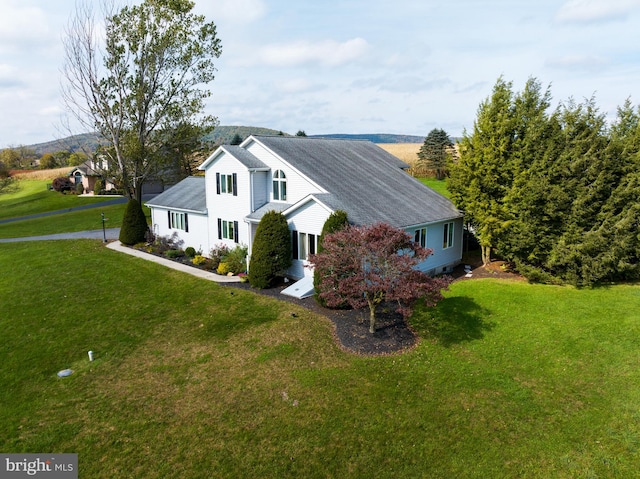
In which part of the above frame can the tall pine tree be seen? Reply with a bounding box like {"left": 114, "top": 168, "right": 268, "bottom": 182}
{"left": 448, "top": 77, "right": 516, "bottom": 265}
{"left": 417, "top": 128, "right": 454, "bottom": 180}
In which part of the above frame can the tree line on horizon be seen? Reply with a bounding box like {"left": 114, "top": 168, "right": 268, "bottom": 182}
{"left": 447, "top": 76, "right": 640, "bottom": 287}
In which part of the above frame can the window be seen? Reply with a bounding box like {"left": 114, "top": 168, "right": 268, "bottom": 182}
{"left": 168, "top": 211, "right": 188, "bottom": 232}
{"left": 414, "top": 227, "right": 427, "bottom": 247}
{"left": 273, "top": 170, "right": 287, "bottom": 201}
{"left": 216, "top": 172, "right": 237, "bottom": 196}
{"left": 443, "top": 222, "right": 454, "bottom": 249}
{"left": 217, "top": 218, "right": 239, "bottom": 243}
{"left": 291, "top": 230, "right": 316, "bottom": 260}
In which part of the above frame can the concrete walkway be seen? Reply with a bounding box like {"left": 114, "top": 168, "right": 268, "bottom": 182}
{"left": 106, "top": 241, "right": 241, "bottom": 283}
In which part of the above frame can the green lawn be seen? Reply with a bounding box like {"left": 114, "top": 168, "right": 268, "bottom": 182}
{"left": 2, "top": 240, "right": 639, "bottom": 478}
{"left": 0, "top": 179, "right": 116, "bottom": 220}
{"left": 418, "top": 177, "right": 450, "bottom": 198}
{"left": 0, "top": 179, "right": 153, "bottom": 238}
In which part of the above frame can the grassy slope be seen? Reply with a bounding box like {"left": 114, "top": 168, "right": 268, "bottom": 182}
{"left": 0, "top": 179, "right": 153, "bottom": 238}
{"left": 2, "top": 241, "right": 639, "bottom": 478}
{"left": 418, "top": 177, "right": 450, "bottom": 198}
{"left": 0, "top": 179, "right": 115, "bottom": 220}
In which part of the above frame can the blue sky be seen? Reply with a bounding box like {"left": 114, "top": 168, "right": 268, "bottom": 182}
{"left": 1, "top": 0, "right": 639, "bottom": 147}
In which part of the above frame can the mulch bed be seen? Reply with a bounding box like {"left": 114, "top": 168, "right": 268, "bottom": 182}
{"left": 226, "top": 261, "right": 523, "bottom": 356}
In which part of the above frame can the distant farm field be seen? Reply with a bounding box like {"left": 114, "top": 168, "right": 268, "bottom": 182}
{"left": 11, "top": 167, "right": 73, "bottom": 180}
{"left": 377, "top": 143, "right": 420, "bottom": 167}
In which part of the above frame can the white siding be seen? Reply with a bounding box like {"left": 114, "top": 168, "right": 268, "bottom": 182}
{"left": 245, "top": 140, "right": 326, "bottom": 204}
{"left": 204, "top": 153, "right": 252, "bottom": 253}
{"left": 251, "top": 171, "right": 268, "bottom": 211}
{"left": 150, "top": 207, "right": 210, "bottom": 254}
{"left": 285, "top": 200, "right": 331, "bottom": 279}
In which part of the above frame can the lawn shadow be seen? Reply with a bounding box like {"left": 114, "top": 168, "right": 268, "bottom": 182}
{"left": 411, "top": 296, "right": 494, "bottom": 347}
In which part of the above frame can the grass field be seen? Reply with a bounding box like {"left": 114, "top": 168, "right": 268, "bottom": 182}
{"left": 418, "top": 177, "right": 450, "bottom": 198}
{"left": 0, "top": 179, "right": 116, "bottom": 220}
{"left": 0, "top": 178, "right": 143, "bottom": 238}
{"left": 2, "top": 240, "right": 640, "bottom": 478}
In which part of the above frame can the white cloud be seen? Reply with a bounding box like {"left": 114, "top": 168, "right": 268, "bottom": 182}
{"left": 276, "top": 78, "right": 319, "bottom": 94}
{"left": 194, "top": 0, "right": 266, "bottom": 25}
{"left": 545, "top": 54, "right": 609, "bottom": 71}
{"left": 351, "top": 76, "right": 452, "bottom": 94}
{"left": 0, "top": 63, "right": 24, "bottom": 88}
{"left": 555, "top": 0, "right": 640, "bottom": 24}
{"left": 0, "top": 1, "right": 51, "bottom": 50}
{"left": 259, "top": 38, "right": 370, "bottom": 67}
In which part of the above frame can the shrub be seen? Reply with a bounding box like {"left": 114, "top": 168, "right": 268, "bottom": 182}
{"left": 151, "top": 232, "right": 183, "bottom": 255}
{"left": 209, "top": 243, "right": 230, "bottom": 270}
{"left": 184, "top": 246, "right": 197, "bottom": 258}
{"left": 75, "top": 181, "right": 84, "bottom": 195}
{"left": 224, "top": 244, "right": 248, "bottom": 274}
{"left": 217, "top": 262, "right": 230, "bottom": 275}
{"left": 165, "top": 249, "right": 184, "bottom": 258}
{"left": 192, "top": 255, "right": 207, "bottom": 266}
{"left": 318, "top": 210, "right": 349, "bottom": 253}
{"left": 52, "top": 176, "right": 74, "bottom": 192}
{"left": 248, "top": 211, "right": 291, "bottom": 289}
{"left": 94, "top": 179, "right": 103, "bottom": 195}
{"left": 119, "top": 199, "right": 149, "bottom": 245}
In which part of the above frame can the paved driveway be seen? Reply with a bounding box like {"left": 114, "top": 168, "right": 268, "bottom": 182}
{"left": 0, "top": 228, "right": 121, "bottom": 243}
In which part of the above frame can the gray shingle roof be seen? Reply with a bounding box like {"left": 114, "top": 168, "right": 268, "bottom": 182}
{"left": 245, "top": 201, "right": 293, "bottom": 221}
{"left": 222, "top": 145, "right": 269, "bottom": 170}
{"left": 252, "top": 136, "right": 462, "bottom": 228}
{"left": 145, "top": 176, "right": 206, "bottom": 213}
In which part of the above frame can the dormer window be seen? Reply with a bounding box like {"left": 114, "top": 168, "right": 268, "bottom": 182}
{"left": 273, "top": 170, "right": 287, "bottom": 201}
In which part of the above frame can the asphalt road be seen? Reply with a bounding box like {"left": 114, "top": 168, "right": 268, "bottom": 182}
{"left": 0, "top": 228, "right": 121, "bottom": 243}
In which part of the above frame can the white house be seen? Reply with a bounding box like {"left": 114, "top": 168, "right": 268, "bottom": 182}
{"left": 146, "top": 135, "right": 464, "bottom": 288}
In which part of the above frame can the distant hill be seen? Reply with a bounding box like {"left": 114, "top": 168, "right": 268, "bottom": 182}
{"left": 29, "top": 133, "right": 102, "bottom": 156}
{"left": 205, "top": 125, "right": 285, "bottom": 145}
{"left": 309, "top": 133, "right": 423, "bottom": 143}
{"left": 26, "top": 128, "right": 424, "bottom": 155}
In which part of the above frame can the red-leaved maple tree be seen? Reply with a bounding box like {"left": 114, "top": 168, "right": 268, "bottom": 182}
{"left": 309, "top": 222, "right": 451, "bottom": 334}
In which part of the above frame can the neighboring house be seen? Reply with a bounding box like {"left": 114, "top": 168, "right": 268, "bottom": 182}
{"left": 69, "top": 158, "right": 169, "bottom": 196}
{"left": 147, "top": 135, "right": 464, "bottom": 282}
{"left": 69, "top": 158, "right": 115, "bottom": 194}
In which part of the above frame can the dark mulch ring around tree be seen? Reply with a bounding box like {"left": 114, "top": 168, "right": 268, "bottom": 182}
{"left": 226, "top": 279, "right": 418, "bottom": 356}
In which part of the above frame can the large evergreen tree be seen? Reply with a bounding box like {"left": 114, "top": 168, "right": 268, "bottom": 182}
{"left": 448, "top": 77, "right": 516, "bottom": 265}
{"left": 417, "top": 128, "right": 454, "bottom": 180}
{"left": 452, "top": 76, "right": 640, "bottom": 286}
